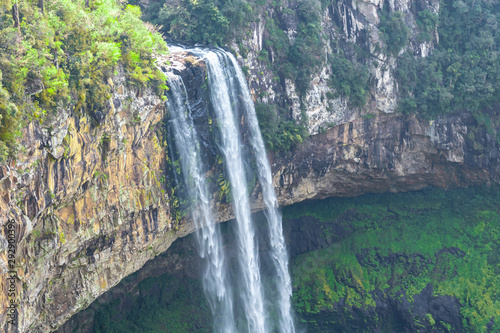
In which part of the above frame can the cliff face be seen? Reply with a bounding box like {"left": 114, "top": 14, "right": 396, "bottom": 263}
{"left": 2, "top": 50, "right": 499, "bottom": 331}
{"left": 0, "top": 62, "right": 188, "bottom": 332}
{"left": 230, "top": 0, "right": 439, "bottom": 134}
{"left": 270, "top": 112, "right": 500, "bottom": 208}
{"left": 1, "top": 1, "right": 500, "bottom": 331}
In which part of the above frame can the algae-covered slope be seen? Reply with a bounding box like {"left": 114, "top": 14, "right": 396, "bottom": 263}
{"left": 289, "top": 187, "right": 500, "bottom": 332}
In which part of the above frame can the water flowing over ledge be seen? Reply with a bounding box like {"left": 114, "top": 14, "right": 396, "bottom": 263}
{"left": 165, "top": 46, "right": 295, "bottom": 333}
{"left": 165, "top": 74, "right": 236, "bottom": 332}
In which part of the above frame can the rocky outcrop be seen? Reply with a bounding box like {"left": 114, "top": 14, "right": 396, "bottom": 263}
{"left": 231, "top": 0, "right": 439, "bottom": 134}
{"left": 1, "top": 37, "right": 500, "bottom": 331}
{"left": 270, "top": 112, "right": 500, "bottom": 208}
{"left": 0, "top": 60, "right": 192, "bottom": 332}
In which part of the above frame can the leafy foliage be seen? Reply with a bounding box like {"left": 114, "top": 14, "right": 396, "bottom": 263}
{"left": 255, "top": 102, "right": 308, "bottom": 152}
{"left": 286, "top": 186, "right": 500, "bottom": 332}
{"left": 416, "top": 9, "right": 438, "bottom": 42}
{"left": 140, "top": 0, "right": 325, "bottom": 96}
{"left": 287, "top": 0, "right": 324, "bottom": 94}
{"left": 261, "top": 0, "right": 325, "bottom": 95}
{"left": 378, "top": 11, "right": 409, "bottom": 56}
{"left": 0, "top": 0, "right": 168, "bottom": 161}
{"left": 140, "top": 0, "right": 253, "bottom": 46}
{"left": 395, "top": 0, "right": 500, "bottom": 118}
{"left": 330, "top": 52, "right": 370, "bottom": 107}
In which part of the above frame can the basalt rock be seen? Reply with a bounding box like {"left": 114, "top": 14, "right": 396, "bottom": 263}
{"left": 1, "top": 46, "right": 500, "bottom": 333}
{"left": 269, "top": 112, "right": 500, "bottom": 209}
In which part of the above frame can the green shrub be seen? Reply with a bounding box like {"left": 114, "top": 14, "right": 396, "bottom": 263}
{"left": 287, "top": 0, "right": 324, "bottom": 94}
{"left": 416, "top": 9, "right": 438, "bottom": 42}
{"left": 330, "top": 52, "right": 370, "bottom": 107}
{"left": 378, "top": 11, "right": 409, "bottom": 56}
{"left": 0, "top": 0, "right": 168, "bottom": 161}
{"left": 153, "top": 0, "right": 254, "bottom": 46}
{"left": 255, "top": 102, "right": 308, "bottom": 152}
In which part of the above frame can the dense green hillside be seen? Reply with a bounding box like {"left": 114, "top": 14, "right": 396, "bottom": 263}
{"left": 395, "top": 0, "right": 500, "bottom": 119}
{"left": 288, "top": 187, "right": 500, "bottom": 332}
{"left": 0, "top": 0, "right": 168, "bottom": 161}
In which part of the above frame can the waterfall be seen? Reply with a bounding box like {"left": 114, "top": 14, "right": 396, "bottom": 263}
{"left": 226, "top": 55, "right": 296, "bottom": 333}
{"left": 166, "top": 46, "right": 295, "bottom": 333}
{"left": 165, "top": 74, "right": 236, "bottom": 333}
{"left": 200, "top": 50, "right": 267, "bottom": 333}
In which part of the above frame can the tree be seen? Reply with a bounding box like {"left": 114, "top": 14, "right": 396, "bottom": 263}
{"left": 37, "top": 0, "right": 44, "bottom": 14}
{"left": 12, "top": 1, "right": 20, "bottom": 30}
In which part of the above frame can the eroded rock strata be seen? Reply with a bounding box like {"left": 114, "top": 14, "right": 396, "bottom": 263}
{"left": 1, "top": 48, "right": 499, "bottom": 331}
{"left": 2, "top": 0, "right": 500, "bottom": 327}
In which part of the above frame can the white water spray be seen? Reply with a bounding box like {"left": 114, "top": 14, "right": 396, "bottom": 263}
{"left": 226, "top": 54, "right": 296, "bottom": 333}
{"left": 198, "top": 49, "right": 267, "bottom": 333}
{"left": 166, "top": 74, "right": 236, "bottom": 333}
{"left": 167, "top": 45, "right": 295, "bottom": 333}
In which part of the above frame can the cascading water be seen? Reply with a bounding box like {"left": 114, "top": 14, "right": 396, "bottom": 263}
{"left": 165, "top": 74, "right": 236, "bottom": 333}
{"left": 226, "top": 55, "right": 296, "bottom": 333}
{"left": 166, "top": 45, "right": 295, "bottom": 333}
{"left": 199, "top": 50, "right": 267, "bottom": 333}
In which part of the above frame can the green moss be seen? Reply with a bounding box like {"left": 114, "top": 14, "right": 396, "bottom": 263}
{"left": 92, "top": 263, "right": 210, "bottom": 332}
{"left": 59, "top": 231, "right": 66, "bottom": 244}
{"left": 287, "top": 186, "right": 500, "bottom": 331}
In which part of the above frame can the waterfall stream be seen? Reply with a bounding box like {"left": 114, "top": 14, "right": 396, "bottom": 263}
{"left": 225, "top": 54, "right": 296, "bottom": 333}
{"left": 166, "top": 46, "right": 295, "bottom": 333}
{"left": 166, "top": 75, "right": 236, "bottom": 333}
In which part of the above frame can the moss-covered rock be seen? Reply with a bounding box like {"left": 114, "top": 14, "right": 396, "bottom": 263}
{"left": 287, "top": 187, "right": 500, "bottom": 332}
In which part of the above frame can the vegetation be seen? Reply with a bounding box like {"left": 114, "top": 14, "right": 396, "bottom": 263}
{"left": 416, "top": 9, "right": 438, "bottom": 42}
{"left": 285, "top": 186, "right": 500, "bottom": 332}
{"left": 142, "top": 0, "right": 325, "bottom": 95}
{"left": 255, "top": 102, "right": 308, "bottom": 152}
{"left": 0, "top": 0, "right": 168, "bottom": 162}
{"left": 395, "top": 0, "right": 500, "bottom": 118}
{"left": 286, "top": 0, "right": 324, "bottom": 94}
{"left": 92, "top": 272, "right": 211, "bottom": 332}
{"left": 132, "top": 0, "right": 254, "bottom": 46}
{"left": 378, "top": 11, "right": 409, "bottom": 56}
{"left": 330, "top": 51, "right": 370, "bottom": 107}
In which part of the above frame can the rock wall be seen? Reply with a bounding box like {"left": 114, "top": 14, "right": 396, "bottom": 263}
{"left": 231, "top": 0, "right": 439, "bottom": 134}
{"left": 1, "top": 0, "right": 500, "bottom": 331}
{"left": 270, "top": 112, "right": 500, "bottom": 208}
{"left": 0, "top": 61, "right": 193, "bottom": 332}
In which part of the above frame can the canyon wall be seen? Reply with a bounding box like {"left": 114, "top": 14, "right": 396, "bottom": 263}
{"left": 231, "top": 0, "right": 439, "bottom": 134}
{"left": 1, "top": 0, "right": 500, "bottom": 331}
